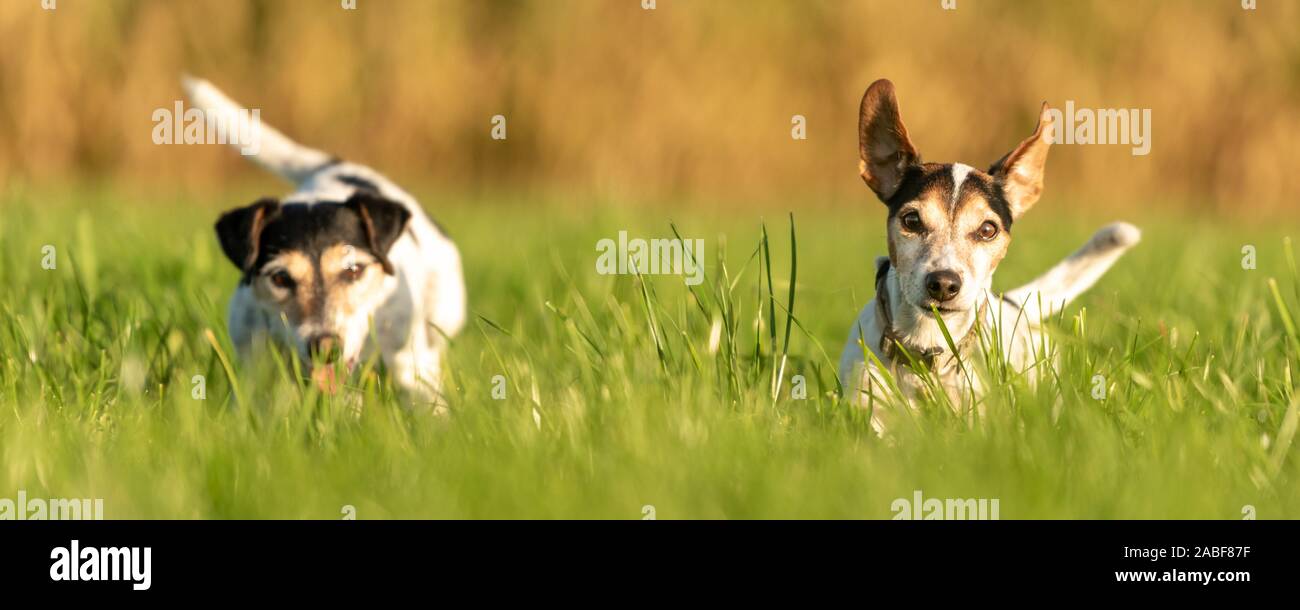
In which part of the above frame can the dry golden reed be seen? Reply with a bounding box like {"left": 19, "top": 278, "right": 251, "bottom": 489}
{"left": 0, "top": 0, "right": 1296, "bottom": 212}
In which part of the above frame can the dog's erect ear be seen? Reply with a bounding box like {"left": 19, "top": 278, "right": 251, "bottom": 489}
{"left": 858, "top": 79, "right": 920, "bottom": 202}
{"left": 344, "top": 192, "right": 410, "bottom": 274}
{"left": 215, "top": 198, "right": 280, "bottom": 274}
{"left": 989, "top": 102, "right": 1055, "bottom": 219}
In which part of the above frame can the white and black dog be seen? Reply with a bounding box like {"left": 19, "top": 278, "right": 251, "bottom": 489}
{"left": 185, "top": 77, "right": 466, "bottom": 401}
{"left": 838, "top": 79, "right": 1139, "bottom": 427}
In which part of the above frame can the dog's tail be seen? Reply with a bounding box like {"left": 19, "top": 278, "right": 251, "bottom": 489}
{"left": 1004, "top": 222, "right": 1141, "bottom": 323}
{"left": 181, "top": 75, "right": 333, "bottom": 183}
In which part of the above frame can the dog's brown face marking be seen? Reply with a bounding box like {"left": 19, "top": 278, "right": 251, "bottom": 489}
{"left": 857, "top": 78, "right": 1054, "bottom": 315}
{"left": 215, "top": 193, "right": 411, "bottom": 363}
{"left": 886, "top": 163, "right": 1012, "bottom": 311}
{"left": 254, "top": 246, "right": 386, "bottom": 324}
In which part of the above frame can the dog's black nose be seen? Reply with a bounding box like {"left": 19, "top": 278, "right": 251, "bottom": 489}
{"left": 924, "top": 270, "right": 962, "bottom": 302}
{"left": 307, "top": 333, "right": 341, "bottom": 362}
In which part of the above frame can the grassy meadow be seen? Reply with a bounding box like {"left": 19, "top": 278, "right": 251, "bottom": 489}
{"left": 1, "top": 187, "right": 1297, "bottom": 519}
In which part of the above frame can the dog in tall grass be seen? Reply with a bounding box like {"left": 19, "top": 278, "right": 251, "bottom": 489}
{"left": 838, "top": 79, "right": 1140, "bottom": 428}
{"left": 185, "top": 77, "right": 466, "bottom": 403}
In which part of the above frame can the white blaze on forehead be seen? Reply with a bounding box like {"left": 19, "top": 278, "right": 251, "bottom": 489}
{"left": 950, "top": 163, "right": 975, "bottom": 207}
{"left": 934, "top": 242, "right": 961, "bottom": 272}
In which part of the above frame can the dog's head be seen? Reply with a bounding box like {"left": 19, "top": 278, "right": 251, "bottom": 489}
{"left": 858, "top": 79, "right": 1054, "bottom": 315}
{"left": 215, "top": 192, "right": 410, "bottom": 368}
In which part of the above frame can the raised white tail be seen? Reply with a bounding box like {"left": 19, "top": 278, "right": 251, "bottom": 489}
{"left": 1005, "top": 222, "right": 1141, "bottom": 322}
{"left": 181, "top": 75, "right": 333, "bottom": 183}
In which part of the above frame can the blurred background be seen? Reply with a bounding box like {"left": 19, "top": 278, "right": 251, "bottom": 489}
{"left": 0, "top": 0, "right": 1296, "bottom": 213}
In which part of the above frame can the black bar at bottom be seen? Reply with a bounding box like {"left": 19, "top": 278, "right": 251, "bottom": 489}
{"left": 0, "top": 520, "right": 1285, "bottom": 598}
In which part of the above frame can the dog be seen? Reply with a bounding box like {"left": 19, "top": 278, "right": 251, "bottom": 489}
{"left": 838, "top": 79, "right": 1140, "bottom": 428}
{"left": 184, "top": 76, "right": 466, "bottom": 402}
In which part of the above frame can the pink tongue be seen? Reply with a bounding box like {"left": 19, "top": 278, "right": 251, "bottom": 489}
{"left": 312, "top": 367, "right": 340, "bottom": 395}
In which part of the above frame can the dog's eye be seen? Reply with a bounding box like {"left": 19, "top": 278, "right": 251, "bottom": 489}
{"left": 269, "top": 270, "right": 295, "bottom": 290}
{"left": 900, "top": 211, "right": 925, "bottom": 233}
{"left": 341, "top": 263, "right": 367, "bottom": 283}
{"left": 977, "top": 221, "right": 999, "bottom": 241}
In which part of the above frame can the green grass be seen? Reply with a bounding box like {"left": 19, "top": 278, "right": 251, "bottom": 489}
{"left": 1, "top": 186, "right": 1297, "bottom": 519}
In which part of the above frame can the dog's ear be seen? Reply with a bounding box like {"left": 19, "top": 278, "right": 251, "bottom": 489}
{"left": 215, "top": 198, "right": 280, "bottom": 274}
{"left": 858, "top": 79, "right": 920, "bottom": 202}
{"left": 344, "top": 192, "right": 410, "bottom": 274}
{"left": 989, "top": 102, "right": 1055, "bottom": 219}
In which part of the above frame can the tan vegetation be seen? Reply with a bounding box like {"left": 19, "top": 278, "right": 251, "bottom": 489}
{"left": 1, "top": 0, "right": 1296, "bottom": 212}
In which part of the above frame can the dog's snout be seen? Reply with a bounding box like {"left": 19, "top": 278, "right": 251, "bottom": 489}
{"left": 924, "top": 270, "right": 962, "bottom": 302}
{"left": 307, "top": 333, "right": 341, "bottom": 362}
